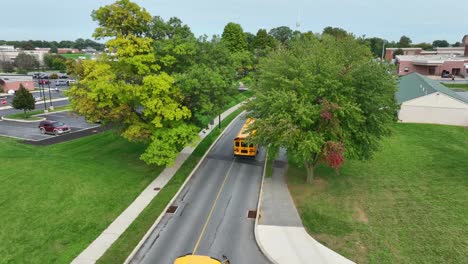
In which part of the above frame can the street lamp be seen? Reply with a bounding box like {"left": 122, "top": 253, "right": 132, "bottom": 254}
{"left": 38, "top": 77, "right": 47, "bottom": 111}
{"left": 47, "top": 79, "right": 53, "bottom": 110}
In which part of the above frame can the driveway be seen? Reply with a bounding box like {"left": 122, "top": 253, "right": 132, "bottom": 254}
{"left": 0, "top": 111, "right": 99, "bottom": 141}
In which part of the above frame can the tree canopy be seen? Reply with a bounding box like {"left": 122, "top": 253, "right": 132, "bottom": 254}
{"left": 12, "top": 85, "right": 35, "bottom": 116}
{"left": 322, "top": 26, "right": 350, "bottom": 39}
{"left": 398, "top": 35, "right": 412, "bottom": 48}
{"left": 221, "top": 22, "right": 247, "bottom": 52}
{"left": 245, "top": 34, "right": 398, "bottom": 183}
{"left": 69, "top": 0, "right": 198, "bottom": 166}
{"left": 14, "top": 53, "right": 39, "bottom": 72}
{"left": 432, "top": 40, "right": 449, "bottom": 48}
{"left": 268, "top": 26, "right": 293, "bottom": 45}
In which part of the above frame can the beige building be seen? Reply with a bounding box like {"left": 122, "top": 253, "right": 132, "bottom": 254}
{"left": 397, "top": 73, "right": 468, "bottom": 126}
{"left": 0, "top": 46, "right": 49, "bottom": 65}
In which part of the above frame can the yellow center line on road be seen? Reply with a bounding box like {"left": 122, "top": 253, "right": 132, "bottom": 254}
{"left": 192, "top": 158, "right": 236, "bottom": 255}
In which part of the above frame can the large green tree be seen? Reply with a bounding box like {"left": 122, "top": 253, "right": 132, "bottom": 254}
{"left": 254, "top": 29, "right": 277, "bottom": 52}
{"left": 14, "top": 52, "right": 39, "bottom": 72}
{"left": 68, "top": 0, "right": 198, "bottom": 166}
{"left": 221, "top": 22, "right": 247, "bottom": 52}
{"left": 268, "top": 26, "right": 293, "bottom": 45}
{"left": 398, "top": 35, "right": 412, "bottom": 48}
{"left": 12, "top": 84, "right": 35, "bottom": 116}
{"left": 150, "top": 16, "right": 197, "bottom": 74}
{"left": 432, "top": 40, "right": 449, "bottom": 48}
{"left": 322, "top": 26, "right": 349, "bottom": 39}
{"left": 245, "top": 34, "right": 398, "bottom": 183}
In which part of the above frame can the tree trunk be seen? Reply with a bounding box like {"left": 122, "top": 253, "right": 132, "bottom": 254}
{"left": 304, "top": 161, "right": 315, "bottom": 183}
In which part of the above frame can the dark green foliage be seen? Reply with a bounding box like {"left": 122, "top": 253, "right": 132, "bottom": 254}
{"left": 0, "top": 39, "right": 104, "bottom": 51}
{"left": 14, "top": 52, "right": 39, "bottom": 71}
{"left": 413, "top": 42, "right": 433, "bottom": 50}
{"left": 398, "top": 35, "right": 412, "bottom": 48}
{"left": 150, "top": 16, "right": 197, "bottom": 74}
{"left": 254, "top": 29, "right": 277, "bottom": 52}
{"left": 244, "top": 32, "right": 256, "bottom": 52}
{"left": 432, "top": 40, "right": 449, "bottom": 48}
{"left": 0, "top": 61, "right": 15, "bottom": 73}
{"left": 176, "top": 64, "right": 235, "bottom": 127}
{"left": 393, "top": 48, "right": 404, "bottom": 58}
{"left": 12, "top": 84, "right": 35, "bottom": 116}
{"left": 221, "top": 22, "right": 247, "bottom": 52}
{"left": 322, "top": 26, "right": 350, "bottom": 39}
{"left": 365, "top": 37, "right": 386, "bottom": 58}
{"left": 268, "top": 26, "right": 293, "bottom": 44}
{"left": 246, "top": 35, "right": 398, "bottom": 182}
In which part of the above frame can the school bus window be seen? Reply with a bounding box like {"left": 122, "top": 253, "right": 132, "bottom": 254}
{"left": 235, "top": 142, "right": 239, "bottom": 147}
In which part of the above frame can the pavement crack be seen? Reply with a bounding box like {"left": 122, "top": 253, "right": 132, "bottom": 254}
{"left": 208, "top": 194, "right": 232, "bottom": 250}
{"left": 180, "top": 185, "right": 191, "bottom": 202}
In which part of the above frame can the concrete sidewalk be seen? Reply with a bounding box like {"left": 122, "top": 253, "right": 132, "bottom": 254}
{"left": 255, "top": 151, "right": 355, "bottom": 264}
{"left": 72, "top": 103, "right": 244, "bottom": 264}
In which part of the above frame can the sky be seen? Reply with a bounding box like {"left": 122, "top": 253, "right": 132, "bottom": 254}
{"left": 1, "top": 0, "right": 467, "bottom": 44}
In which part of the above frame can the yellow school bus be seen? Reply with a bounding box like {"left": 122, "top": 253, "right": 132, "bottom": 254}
{"left": 233, "top": 118, "right": 257, "bottom": 157}
{"left": 174, "top": 255, "right": 230, "bottom": 264}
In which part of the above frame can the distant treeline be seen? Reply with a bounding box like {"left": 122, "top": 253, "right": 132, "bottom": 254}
{"left": 0, "top": 39, "right": 105, "bottom": 52}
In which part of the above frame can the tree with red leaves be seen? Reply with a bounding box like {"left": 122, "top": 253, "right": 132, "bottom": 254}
{"left": 246, "top": 34, "right": 397, "bottom": 183}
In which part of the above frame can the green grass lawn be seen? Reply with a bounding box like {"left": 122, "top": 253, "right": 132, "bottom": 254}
{"left": 442, "top": 83, "right": 468, "bottom": 91}
{"left": 4, "top": 106, "right": 71, "bottom": 120}
{"left": 0, "top": 132, "right": 163, "bottom": 263}
{"left": 60, "top": 53, "right": 91, "bottom": 60}
{"left": 287, "top": 124, "right": 468, "bottom": 264}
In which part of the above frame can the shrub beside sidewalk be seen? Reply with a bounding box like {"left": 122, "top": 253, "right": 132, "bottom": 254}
{"left": 97, "top": 108, "right": 243, "bottom": 264}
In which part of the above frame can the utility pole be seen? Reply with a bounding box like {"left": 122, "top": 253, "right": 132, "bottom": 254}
{"left": 381, "top": 40, "right": 387, "bottom": 61}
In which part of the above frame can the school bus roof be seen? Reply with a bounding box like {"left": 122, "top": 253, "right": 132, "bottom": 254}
{"left": 236, "top": 118, "right": 255, "bottom": 139}
{"left": 173, "top": 255, "right": 222, "bottom": 264}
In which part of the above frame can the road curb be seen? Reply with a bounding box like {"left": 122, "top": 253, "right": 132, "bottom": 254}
{"left": 1, "top": 116, "right": 46, "bottom": 122}
{"left": 254, "top": 151, "right": 279, "bottom": 264}
{"left": 124, "top": 111, "right": 245, "bottom": 264}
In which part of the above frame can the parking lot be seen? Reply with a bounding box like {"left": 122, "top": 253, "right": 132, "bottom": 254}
{"left": 0, "top": 111, "right": 99, "bottom": 141}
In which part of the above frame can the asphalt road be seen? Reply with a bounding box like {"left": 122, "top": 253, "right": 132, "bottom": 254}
{"left": 0, "top": 99, "right": 70, "bottom": 116}
{"left": 129, "top": 116, "right": 270, "bottom": 264}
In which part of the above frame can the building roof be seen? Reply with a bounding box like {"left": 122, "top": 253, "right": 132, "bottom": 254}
{"left": 396, "top": 73, "right": 468, "bottom": 104}
{"left": 396, "top": 54, "right": 468, "bottom": 63}
{"left": 386, "top": 48, "right": 422, "bottom": 51}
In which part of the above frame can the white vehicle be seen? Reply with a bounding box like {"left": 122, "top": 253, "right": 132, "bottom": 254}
{"left": 55, "top": 80, "right": 68, "bottom": 86}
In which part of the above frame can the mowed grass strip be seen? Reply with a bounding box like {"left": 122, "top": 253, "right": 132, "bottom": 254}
{"left": 97, "top": 108, "right": 243, "bottom": 264}
{"left": 0, "top": 131, "right": 163, "bottom": 263}
{"left": 287, "top": 123, "right": 468, "bottom": 264}
{"left": 442, "top": 83, "right": 468, "bottom": 91}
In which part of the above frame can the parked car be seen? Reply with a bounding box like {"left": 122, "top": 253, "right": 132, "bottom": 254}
{"left": 38, "top": 79, "right": 50, "bottom": 85}
{"left": 67, "top": 79, "right": 77, "bottom": 85}
{"left": 55, "top": 80, "right": 68, "bottom": 86}
{"left": 33, "top": 96, "right": 43, "bottom": 102}
{"left": 38, "top": 120, "right": 71, "bottom": 136}
{"left": 59, "top": 74, "right": 69, "bottom": 79}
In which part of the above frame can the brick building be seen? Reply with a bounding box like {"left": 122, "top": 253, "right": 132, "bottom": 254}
{"left": 391, "top": 35, "right": 468, "bottom": 77}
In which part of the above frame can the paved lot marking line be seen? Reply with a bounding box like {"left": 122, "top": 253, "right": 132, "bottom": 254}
{"left": 192, "top": 158, "right": 236, "bottom": 254}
